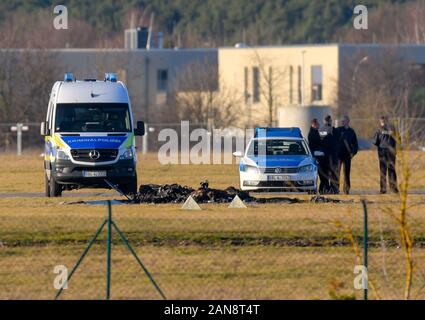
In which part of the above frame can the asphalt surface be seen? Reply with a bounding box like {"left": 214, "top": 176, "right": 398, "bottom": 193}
{"left": 0, "top": 191, "right": 117, "bottom": 198}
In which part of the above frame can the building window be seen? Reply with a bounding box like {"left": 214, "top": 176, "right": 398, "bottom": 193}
{"left": 289, "top": 66, "right": 293, "bottom": 104}
{"left": 244, "top": 67, "right": 249, "bottom": 104}
{"left": 253, "top": 67, "right": 260, "bottom": 103}
{"left": 297, "top": 66, "right": 302, "bottom": 104}
{"left": 311, "top": 65, "right": 323, "bottom": 101}
{"left": 157, "top": 69, "right": 168, "bottom": 92}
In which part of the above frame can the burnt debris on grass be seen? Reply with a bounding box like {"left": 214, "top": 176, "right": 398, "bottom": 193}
{"left": 134, "top": 180, "right": 255, "bottom": 204}
{"left": 132, "top": 181, "right": 350, "bottom": 205}
{"left": 310, "top": 195, "right": 354, "bottom": 204}
{"left": 60, "top": 181, "right": 353, "bottom": 205}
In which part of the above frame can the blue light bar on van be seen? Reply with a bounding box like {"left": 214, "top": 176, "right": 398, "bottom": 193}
{"left": 104, "top": 73, "right": 118, "bottom": 82}
{"left": 254, "top": 127, "right": 303, "bottom": 138}
{"left": 64, "top": 73, "right": 74, "bottom": 82}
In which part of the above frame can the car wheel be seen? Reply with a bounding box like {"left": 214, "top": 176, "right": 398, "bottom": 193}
{"left": 120, "top": 175, "right": 138, "bottom": 196}
{"left": 49, "top": 176, "right": 63, "bottom": 197}
{"left": 45, "top": 174, "right": 51, "bottom": 197}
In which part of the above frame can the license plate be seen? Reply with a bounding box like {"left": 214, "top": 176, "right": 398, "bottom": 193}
{"left": 82, "top": 170, "right": 107, "bottom": 178}
{"left": 268, "top": 175, "right": 291, "bottom": 181}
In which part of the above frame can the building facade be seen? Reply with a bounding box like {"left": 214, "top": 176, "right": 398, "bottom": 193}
{"left": 52, "top": 48, "right": 218, "bottom": 123}
{"left": 219, "top": 44, "right": 425, "bottom": 127}
{"left": 2, "top": 43, "right": 424, "bottom": 129}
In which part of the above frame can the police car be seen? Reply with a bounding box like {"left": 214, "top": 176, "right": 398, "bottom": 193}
{"left": 40, "top": 73, "right": 145, "bottom": 197}
{"left": 233, "top": 127, "right": 318, "bottom": 193}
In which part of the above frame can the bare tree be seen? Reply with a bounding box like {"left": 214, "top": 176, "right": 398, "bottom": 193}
{"left": 170, "top": 62, "right": 241, "bottom": 128}
{"left": 340, "top": 1, "right": 425, "bottom": 44}
{"left": 251, "top": 50, "right": 288, "bottom": 126}
{"left": 338, "top": 48, "right": 425, "bottom": 120}
{"left": 0, "top": 9, "right": 117, "bottom": 49}
{"left": 0, "top": 49, "right": 59, "bottom": 150}
{"left": 337, "top": 48, "right": 425, "bottom": 299}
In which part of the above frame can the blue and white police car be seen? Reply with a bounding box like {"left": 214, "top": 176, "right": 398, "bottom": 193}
{"left": 233, "top": 128, "right": 318, "bottom": 193}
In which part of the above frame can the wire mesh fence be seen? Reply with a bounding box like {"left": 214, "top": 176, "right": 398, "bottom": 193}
{"left": 0, "top": 119, "right": 425, "bottom": 300}
{"left": 0, "top": 118, "right": 424, "bottom": 154}
{"left": 2, "top": 194, "right": 425, "bottom": 300}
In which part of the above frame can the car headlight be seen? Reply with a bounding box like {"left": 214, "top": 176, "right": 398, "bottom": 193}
{"left": 119, "top": 148, "right": 134, "bottom": 160}
{"left": 299, "top": 164, "right": 315, "bottom": 173}
{"left": 245, "top": 165, "right": 260, "bottom": 175}
{"left": 56, "top": 149, "right": 70, "bottom": 160}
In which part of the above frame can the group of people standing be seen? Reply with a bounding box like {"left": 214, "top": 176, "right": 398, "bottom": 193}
{"left": 308, "top": 115, "right": 398, "bottom": 195}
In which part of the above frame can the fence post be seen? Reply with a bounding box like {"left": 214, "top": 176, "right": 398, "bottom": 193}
{"left": 362, "top": 199, "right": 368, "bottom": 300}
{"left": 142, "top": 123, "right": 148, "bottom": 155}
{"left": 10, "top": 123, "right": 28, "bottom": 156}
{"left": 106, "top": 200, "right": 112, "bottom": 300}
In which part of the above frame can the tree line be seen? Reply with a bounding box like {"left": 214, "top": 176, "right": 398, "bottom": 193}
{"left": 0, "top": 0, "right": 418, "bottom": 49}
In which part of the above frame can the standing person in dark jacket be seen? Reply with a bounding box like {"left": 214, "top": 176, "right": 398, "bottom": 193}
{"left": 308, "top": 118, "right": 321, "bottom": 154}
{"left": 318, "top": 115, "right": 339, "bottom": 194}
{"left": 308, "top": 118, "right": 326, "bottom": 193}
{"left": 336, "top": 115, "right": 358, "bottom": 195}
{"left": 373, "top": 116, "right": 399, "bottom": 194}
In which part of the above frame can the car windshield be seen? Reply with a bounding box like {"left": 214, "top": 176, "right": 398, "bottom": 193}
{"left": 247, "top": 139, "right": 308, "bottom": 156}
{"left": 55, "top": 103, "right": 131, "bottom": 133}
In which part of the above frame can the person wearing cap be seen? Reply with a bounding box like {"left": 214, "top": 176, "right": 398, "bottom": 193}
{"left": 318, "top": 115, "right": 339, "bottom": 194}
{"left": 335, "top": 115, "right": 358, "bottom": 195}
{"left": 372, "top": 116, "right": 399, "bottom": 194}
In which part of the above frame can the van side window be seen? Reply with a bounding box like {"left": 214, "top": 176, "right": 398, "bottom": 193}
{"left": 47, "top": 101, "right": 53, "bottom": 130}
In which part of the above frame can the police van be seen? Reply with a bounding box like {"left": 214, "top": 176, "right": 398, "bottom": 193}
{"left": 233, "top": 127, "right": 318, "bottom": 193}
{"left": 40, "top": 73, "right": 145, "bottom": 197}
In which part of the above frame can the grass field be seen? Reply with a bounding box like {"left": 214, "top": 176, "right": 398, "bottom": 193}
{"left": 1, "top": 151, "right": 425, "bottom": 299}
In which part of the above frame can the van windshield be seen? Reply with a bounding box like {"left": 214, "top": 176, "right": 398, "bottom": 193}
{"left": 247, "top": 139, "right": 308, "bottom": 156}
{"left": 55, "top": 103, "right": 131, "bottom": 133}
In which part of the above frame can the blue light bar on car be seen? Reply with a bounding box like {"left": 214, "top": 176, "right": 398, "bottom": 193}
{"left": 254, "top": 127, "right": 302, "bottom": 138}
{"left": 104, "top": 73, "right": 118, "bottom": 82}
{"left": 64, "top": 73, "right": 74, "bottom": 82}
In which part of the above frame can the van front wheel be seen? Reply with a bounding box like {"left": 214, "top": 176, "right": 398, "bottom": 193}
{"left": 120, "top": 175, "right": 138, "bottom": 196}
{"left": 45, "top": 174, "right": 51, "bottom": 197}
{"left": 49, "top": 176, "right": 63, "bottom": 197}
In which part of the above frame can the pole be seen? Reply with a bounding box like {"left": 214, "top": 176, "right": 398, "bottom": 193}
{"left": 351, "top": 56, "right": 368, "bottom": 106}
{"left": 112, "top": 221, "right": 167, "bottom": 300}
{"left": 362, "top": 199, "right": 368, "bottom": 300}
{"left": 142, "top": 123, "right": 148, "bottom": 155}
{"left": 17, "top": 123, "right": 22, "bottom": 156}
{"left": 55, "top": 201, "right": 166, "bottom": 300}
{"left": 106, "top": 200, "right": 112, "bottom": 300}
{"left": 55, "top": 219, "right": 107, "bottom": 300}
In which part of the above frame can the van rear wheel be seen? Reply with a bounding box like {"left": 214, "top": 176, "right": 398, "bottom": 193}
{"left": 49, "top": 176, "right": 63, "bottom": 197}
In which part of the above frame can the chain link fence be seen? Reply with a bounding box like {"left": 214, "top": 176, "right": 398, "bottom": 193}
{"left": 0, "top": 119, "right": 425, "bottom": 299}
{"left": 2, "top": 188, "right": 425, "bottom": 300}
{"left": 1, "top": 118, "right": 424, "bottom": 154}
{"left": 0, "top": 123, "right": 43, "bottom": 153}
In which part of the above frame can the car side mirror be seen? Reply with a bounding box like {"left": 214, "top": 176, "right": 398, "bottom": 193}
{"left": 134, "top": 121, "right": 145, "bottom": 136}
{"left": 313, "top": 151, "right": 325, "bottom": 157}
{"left": 233, "top": 151, "right": 243, "bottom": 157}
{"left": 40, "top": 122, "right": 50, "bottom": 136}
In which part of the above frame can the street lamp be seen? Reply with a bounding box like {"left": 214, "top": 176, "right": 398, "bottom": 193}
{"left": 351, "top": 56, "right": 368, "bottom": 101}
{"left": 10, "top": 123, "right": 29, "bottom": 156}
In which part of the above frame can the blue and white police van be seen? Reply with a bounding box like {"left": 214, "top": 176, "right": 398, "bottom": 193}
{"left": 40, "top": 73, "right": 145, "bottom": 197}
{"left": 233, "top": 127, "right": 318, "bottom": 193}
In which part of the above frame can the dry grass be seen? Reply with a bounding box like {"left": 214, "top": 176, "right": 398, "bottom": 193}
{"left": 1, "top": 150, "right": 425, "bottom": 192}
{"left": 1, "top": 151, "right": 425, "bottom": 299}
